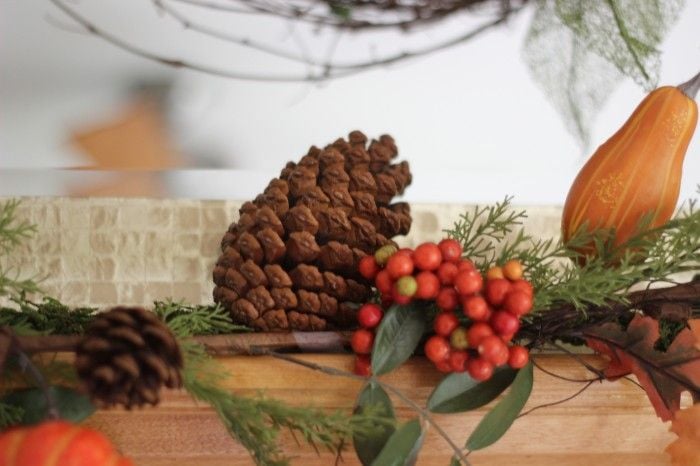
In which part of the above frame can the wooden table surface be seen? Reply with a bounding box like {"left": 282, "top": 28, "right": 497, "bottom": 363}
{"left": 83, "top": 354, "right": 674, "bottom": 466}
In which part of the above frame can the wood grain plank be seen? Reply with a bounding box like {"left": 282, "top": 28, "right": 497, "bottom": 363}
{"left": 78, "top": 354, "right": 674, "bottom": 465}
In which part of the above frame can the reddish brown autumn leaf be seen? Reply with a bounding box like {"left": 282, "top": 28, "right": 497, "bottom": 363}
{"left": 584, "top": 315, "right": 700, "bottom": 421}
{"left": 690, "top": 320, "right": 700, "bottom": 351}
{"left": 666, "top": 404, "right": 700, "bottom": 466}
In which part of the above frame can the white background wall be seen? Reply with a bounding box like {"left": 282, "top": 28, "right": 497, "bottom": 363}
{"left": 0, "top": 0, "right": 698, "bottom": 204}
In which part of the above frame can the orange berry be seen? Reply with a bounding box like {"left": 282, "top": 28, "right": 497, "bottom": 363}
{"left": 486, "top": 266, "right": 504, "bottom": 280}
{"left": 503, "top": 259, "right": 524, "bottom": 281}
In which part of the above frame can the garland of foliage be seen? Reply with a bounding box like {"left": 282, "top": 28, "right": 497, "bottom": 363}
{"left": 1, "top": 194, "right": 698, "bottom": 465}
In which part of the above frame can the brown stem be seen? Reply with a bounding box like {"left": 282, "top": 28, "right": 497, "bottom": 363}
{"left": 520, "top": 278, "right": 700, "bottom": 346}
{"left": 15, "top": 331, "right": 351, "bottom": 355}
{"left": 678, "top": 71, "right": 700, "bottom": 99}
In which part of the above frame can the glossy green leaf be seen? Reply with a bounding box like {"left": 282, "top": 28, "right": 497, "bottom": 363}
{"left": 466, "top": 362, "right": 534, "bottom": 450}
{"left": 371, "top": 419, "right": 424, "bottom": 466}
{"left": 354, "top": 382, "right": 396, "bottom": 466}
{"left": 1, "top": 386, "right": 95, "bottom": 426}
{"left": 371, "top": 304, "right": 426, "bottom": 376}
{"left": 427, "top": 367, "right": 517, "bottom": 413}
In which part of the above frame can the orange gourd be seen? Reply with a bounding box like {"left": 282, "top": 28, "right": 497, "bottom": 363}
{"left": 562, "top": 71, "right": 700, "bottom": 253}
{"left": 0, "top": 420, "right": 133, "bottom": 466}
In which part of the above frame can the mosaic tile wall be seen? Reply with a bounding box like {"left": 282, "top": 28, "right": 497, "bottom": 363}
{"left": 0, "top": 198, "right": 563, "bottom": 308}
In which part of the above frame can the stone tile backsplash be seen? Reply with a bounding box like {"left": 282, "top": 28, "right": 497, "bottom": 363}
{"left": 1, "top": 198, "right": 563, "bottom": 308}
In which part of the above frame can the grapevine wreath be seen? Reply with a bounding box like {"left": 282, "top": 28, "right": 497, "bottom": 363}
{"left": 0, "top": 71, "right": 699, "bottom": 466}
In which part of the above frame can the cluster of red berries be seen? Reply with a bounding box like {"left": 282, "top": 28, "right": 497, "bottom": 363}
{"left": 350, "top": 239, "right": 533, "bottom": 380}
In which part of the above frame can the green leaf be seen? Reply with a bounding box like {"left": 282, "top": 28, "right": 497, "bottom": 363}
{"left": 371, "top": 419, "right": 424, "bottom": 466}
{"left": 354, "top": 382, "right": 396, "bottom": 466}
{"left": 466, "top": 362, "right": 534, "bottom": 451}
{"left": 449, "top": 456, "right": 461, "bottom": 466}
{"left": 427, "top": 367, "right": 517, "bottom": 413}
{"left": 371, "top": 304, "right": 426, "bottom": 376}
{"left": 0, "top": 386, "right": 95, "bottom": 426}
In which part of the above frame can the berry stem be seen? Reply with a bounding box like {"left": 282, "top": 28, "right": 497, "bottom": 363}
{"left": 253, "top": 348, "right": 473, "bottom": 466}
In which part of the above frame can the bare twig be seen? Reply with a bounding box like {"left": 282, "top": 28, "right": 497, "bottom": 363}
{"left": 516, "top": 380, "right": 596, "bottom": 419}
{"left": 49, "top": 0, "right": 523, "bottom": 82}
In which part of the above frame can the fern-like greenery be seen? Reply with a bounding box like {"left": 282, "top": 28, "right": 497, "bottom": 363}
{"left": 0, "top": 200, "right": 41, "bottom": 298}
{"left": 446, "top": 194, "right": 700, "bottom": 315}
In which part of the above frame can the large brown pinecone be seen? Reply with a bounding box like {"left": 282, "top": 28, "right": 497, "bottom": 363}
{"left": 213, "top": 131, "right": 412, "bottom": 331}
{"left": 75, "top": 307, "right": 183, "bottom": 409}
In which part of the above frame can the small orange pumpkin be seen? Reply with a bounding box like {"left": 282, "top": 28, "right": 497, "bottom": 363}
{"left": 0, "top": 420, "right": 133, "bottom": 466}
{"left": 562, "top": 71, "right": 699, "bottom": 253}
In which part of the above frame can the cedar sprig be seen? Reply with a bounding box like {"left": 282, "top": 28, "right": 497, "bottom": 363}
{"left": 179, "top": 339, "right": 383, "bottom": 466}
{"left": 0, "top": 402, "right": 23, "bottom": 430}
{"left": 446, "top": 195, "right": 700, "bottom": 319}
{"left": 153, "top": 299, "right": 251, "bottom": 336}
{"left": 445, "top": 196, "right": 527, "bottom": 269}
{"left": 0, "top": 297, "right": 97, "bottom": 335}
{"left": 0, "top": 200, "right": 41, "bottom": 298}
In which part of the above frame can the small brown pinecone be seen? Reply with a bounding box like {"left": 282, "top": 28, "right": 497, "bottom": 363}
{"left": 75, "top": 307, "right": 183, "bottom": 409}
{"left": 214, "top": 131, "right": 412, "bottom": 331}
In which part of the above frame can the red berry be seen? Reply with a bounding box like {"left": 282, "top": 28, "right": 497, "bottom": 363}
{"left": 450, "top": 327, "right": 469, "bottom": 349}
{"left": 468, "top": 357, "right": 494, "bottom": 381}
{"left": 351, "top": 329, "right": 374, "bottom": 355}
{"left": 413, "top": 243, "right": 442, "bottom": 271}
{"left": 500, "top": 333, "right": 516, "bottom": 343}
{"left": 386, "top": 254, "right": 414, "bottom": 279}
{"left": 436, "top": 262, "right": 459, "bottom": 286}
{"left": 503, "top": 259, "right": 524, "bottom": 281}
{"left": 375, "top": 270, "right": 394, "bottom": 295}
{"left": 396, "top": 248, "right": 414, "bottom": 257}
{"left": 415, "top": 272, "right": 440, "bottom": 299}
{"left": 424, "top": 335, "right": 451, "bottom": 363}
{"left": 434, "top": 312, "right": 459, "bottom": 337}
{"left": 357, "top": 303, "right": 383, "bottom": 329}
{"left": 396, "top": 275, "right": 418, "bottom": 297}
{"left": 436, "top": 287, "right": 458, "bottom": 311}
{"left": 463, "top": 295, "right": 490, "bottom": 321}
{"left": 381, "top": 294, "right": 394, "bottom": 309}
{"left": 467, "top": 322, "right": 493, "bottom": 348}
{"left": 504, "top": 290, "right": 533, "bottom": 316}
{"left": 358, "top": 256, "right": 380, "bottom": 280}
{"left": 374, "top": 245, "right": 398, "bottom": 266}
{"left": 485, "top": 278, "right": 511, "bottom": 306}
{"left": 435, "top": 358, "right": 453, "bottom": 373}
{"left": 490, "top": 311, "right": 520, "bottom": 336}
{"left": 457, "top": 259, "right": 476, "bottom": 272}
{"left": 454, "top": 269, "right": 483, "bottom": 296}
{"left": 449, "top": 350, "right": 469, "bottom": 372}
{"left": 438, "top": 238, "right": 463, "bottom": 263}
{"left": 508, "top": 345, "right": 530, "bottom": 369}
{"left": 392, "top": 286, "right": 413, "bottom": 305}
{"left": 510, "top": 279, "right": 533, "bottom": 297}
{"left": 478, "top": 335, "right": 509, "bottom": 366}
{"left": 354, "top": 354, "right": 372, "bottom": 376}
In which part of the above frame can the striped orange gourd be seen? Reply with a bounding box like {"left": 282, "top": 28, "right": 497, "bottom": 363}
{"left": 0, "top": 420, "right": 133, "bottom": 466}
{"left": 562, "top": 71, "right": 700, "bottom": 252}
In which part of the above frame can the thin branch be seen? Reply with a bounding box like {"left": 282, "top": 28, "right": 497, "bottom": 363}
{"left": 516, "top": 380, "right": 596, "bottom": 419}
{"left": 253, "top": 349, "right": 473, "bottom": 466}
{"left": 531, "top": 357, "right": 602, "bottom": 383}
{"left": 49, "top": 0, "right": 522, "bottom": 82}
